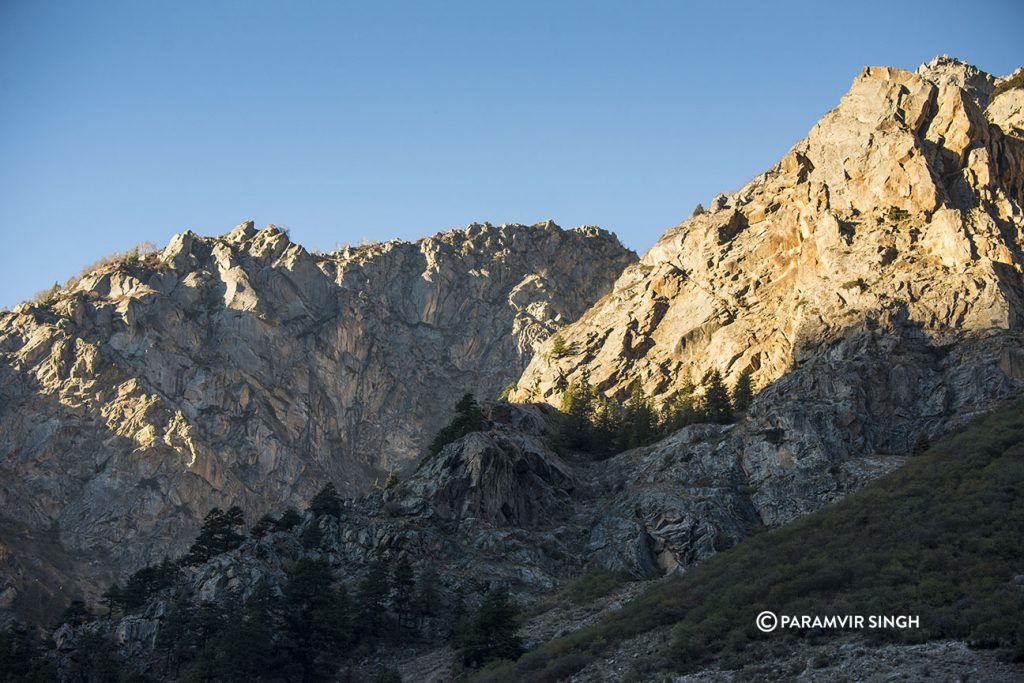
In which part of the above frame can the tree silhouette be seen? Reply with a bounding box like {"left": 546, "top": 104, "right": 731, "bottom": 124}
{"left": 184, "top": 507, "right": 245, "bottom": 565}
{"left": 732, "top": 369, "right": 755, "bottom": 413}
{"left": 308, "top": 483, "right": 343, "bottom": 518}
{"left": 455, "top": 588, "right": 523, "bottom": 667}
{"left": 701, "top": 370, "right": 733, "bottom": 424}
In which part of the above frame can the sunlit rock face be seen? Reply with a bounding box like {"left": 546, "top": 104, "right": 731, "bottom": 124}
{"left": 508, "top": 58, "right": 1024, "bottom": 574}
{"left": 0, "top": 219, "right": 634, "bottom": 615}
{"left": 514, "top": 57, "right": 1024, "bottom": 417}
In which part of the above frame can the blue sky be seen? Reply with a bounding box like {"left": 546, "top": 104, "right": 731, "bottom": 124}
{"left": 1, "top": 1, "right": 1021, "bottom": 308}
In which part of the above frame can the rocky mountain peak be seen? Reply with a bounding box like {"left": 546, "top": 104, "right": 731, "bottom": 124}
{"left": 916, "top": 54, "right": 996, "bottom": 108}
{"left": 513, "top": 58, "right": 1024, "bottom": 410}
{"left": 0, "top": 219, "right": 634, "bottom": 615}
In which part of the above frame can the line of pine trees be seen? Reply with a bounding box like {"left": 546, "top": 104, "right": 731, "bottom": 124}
{"left": 4, "top": 479, "right": 523, "bottom": 681}
{"left": 559, "top": 368, "right": 756, "bottom": 454}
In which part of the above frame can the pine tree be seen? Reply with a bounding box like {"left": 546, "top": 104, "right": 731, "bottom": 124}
{"left": 413, "top": 566, "right": 441, "bottom": 620}
{"left": 0, "top": 622, "right": 56, "bottom": 681}
{"left": 121, "top": 558, "right": 179, "bottom": 609}
{"left": 281, "top": 557, "right": 352, "bottom": 681}
{"left": 185, "top": 507, "right": 246, "bottom": 565}
{"left": 591, "top": 394, "right": 622, "bottom": 454}
{"left": 58, "top": 599, "right": 92, "bottom": 627}
{"left": 732, "top": 369, "right": 755, "bottom": 413}
{"left": 155, "top": 595, "right": 200, "bottom": 678}
{"left": 428, "top": 394, "right": 486, "bottom": 457}
{"left": 250, "top": 513, "right": 278, "bottom": 539}
{"left": 664, "top": 381, "right": 700, "bottom": 432}
{"left": 308, "top": 483, "right": 343, "bottom": 518}
{"left": 300, "top": 521, "right": 324, "bottom": 550}
{"left": 65, "top": 631, "right": 123, "bottom": 681}
{"left": 455, "top": 588, "right": 523, "bottom": 667}
{"left": 621, "top": 381, "right": 657, "bottom": 448}
{"left": 278, "top": 507, "right": 303, "bottom": 531}
{"left": 391, "top": 557, "right": 416, "bottom": 629}
{"left": 701, "top": 370, "right": 733, "bottom": 424}
{"left": 100, "top": 583, "right": 123, "bottom": 616}
{"left": 189, "top": 591, "right": 281, "bottom": 683}
{"left": 357, "top": 558, "right": 392, "bottom": 638}
{"left": 549, "top": 335, "right": 569, "bottom": 358}
{"left": 559, "top": 377, "right": 595, "bottom": 449}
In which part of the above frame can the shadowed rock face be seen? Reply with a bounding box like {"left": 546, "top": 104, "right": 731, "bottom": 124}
{"left": 0, "top": 220, "right": 634, "bottom": 615}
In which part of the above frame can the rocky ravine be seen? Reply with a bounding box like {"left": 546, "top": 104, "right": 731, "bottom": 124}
{"left": 0, "top": 220, "right": 634, "bottom": 617}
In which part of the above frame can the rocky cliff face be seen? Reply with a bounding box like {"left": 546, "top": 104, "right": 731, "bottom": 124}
{"left": 513, "top": 57, "right": 1024, "bottom": 451}
{"left": 0, "top": 221, "right": 634, "bottom": 615}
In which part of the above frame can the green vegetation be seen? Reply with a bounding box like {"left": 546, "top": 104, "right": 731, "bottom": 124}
{"left": 563, "top": 568, "right": 626, "bottom": 605}
{"left": 884, "top": 206, "right": 911, "bottom": 222}
{"left": 3, "top": 478, "right": 521, "bottom": 680}
{"left": 426, "top": 393, "right": 486, "bottom": 458}
{"left": 307, "top": 482, "right": 343, "bottom": 518}
{"left": 453, "top": 588, "right": 524, "bottom": 668}
{"left": 474, "top": 400, "right": 1024, "bottom": 681}
{"left": 556, "top": 369, "right": 753, "bottom": 455}
{"left": 841, "top": 278, "right": 868, "bottom": 291}
{"left": 548, "top": 335, "right": 570, "bottom": 359}
{"left": 31, "top": 282, "right": 61, "bottom": 306}
{"left": 106, "top": 558, "right": 180, "bottom": 613}
{"left": 731, "top": 369, "right": 755, "bottom": 413}
{"left": 184, "top": 506, "right": 245, "bottom": 565}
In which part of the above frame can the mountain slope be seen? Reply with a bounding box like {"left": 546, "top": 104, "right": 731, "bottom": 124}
{"left": 0, "top": 220, "right": 634, "bottom": 616}
{"left": 513, "top": 57, "right": 1024, "bottom": 424}
{"left": 478, "top": 398, "right": 1024, "bottom": 682}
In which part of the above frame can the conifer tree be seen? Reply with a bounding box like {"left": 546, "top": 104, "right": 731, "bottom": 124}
{"left": 65, "top": 631, "right": 122, "bottom": 682}
{"left": 701, "top": 370, "right": 733, "bottom": 424}
{"left": 250, "top": 513, "right": 278, "bottom": 539}
{"left": 391, "top": 557, "right": 416, "bottom": 629}
{"left": 0, "top": 622, "right": 56, "bottom": 681}
{"left": 621, "top": 381, "right": 657, "bottom": 448}
{"left": 455, "top": 588, "right": 523, "bottom": 667}
{"left": 308, "top": 483, "right": 343, "bottom": 518}
{"left": 185, "top": 507, "right": 246, "bottom": 565}
{"left": 413, "top": 566, "right": 442, "bottom": 620}
{"left": 58, "top": 599, "right": 92, "bottom": 627}
{"left": 732, "top": 369, "right": 755, "bottom": 413}
{"left": 591, "top": 394, "right": 623, "bottom": 454}
{"left": 100, "top": 583, "right": 123, "bottom": 616}
{"left": 559, "top": 377, "right": 596, "bottom": 449}
{"left": 301, "top": 521, "right": 324, "bottom": 550}
{"left": 278, "top": 507, "right": 303, "bottom": 531}
{"left": 428, "top": 393, "right": 486, "bottom": 457}
{"left": 549, "top": 335, "right": 569, "bottom": 358}
{"left": 357, "top": 558, "right": 392, "bottom": 638}
{"left": 281, "top": 557, "right": 352, "bottom": 680}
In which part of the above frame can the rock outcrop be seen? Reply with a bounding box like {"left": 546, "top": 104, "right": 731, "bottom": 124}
{"left": 0, "top": 221, "right": 634, "bottom": 617}
{"left": 512, "top": 57, "right": 1024, "bottom": 456}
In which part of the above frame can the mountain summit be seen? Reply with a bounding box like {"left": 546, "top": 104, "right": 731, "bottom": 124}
{"left": 514, "top": 57, "right": 1024, "bottom": 427}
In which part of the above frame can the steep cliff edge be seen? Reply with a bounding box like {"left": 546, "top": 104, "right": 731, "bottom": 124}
{"left": 0, "top": 221, "right": 634, "bottom": 615}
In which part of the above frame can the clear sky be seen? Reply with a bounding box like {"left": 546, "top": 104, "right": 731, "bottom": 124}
{"left": 1, "top": 1, "right": 1021, "bottom": 308}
